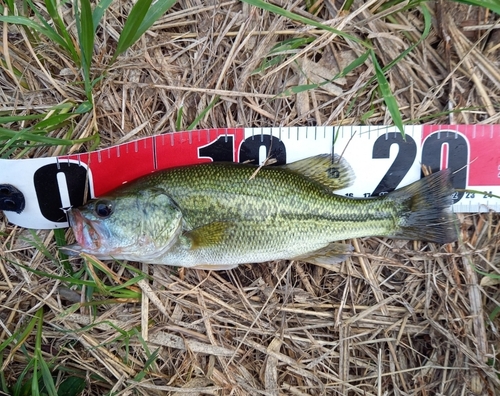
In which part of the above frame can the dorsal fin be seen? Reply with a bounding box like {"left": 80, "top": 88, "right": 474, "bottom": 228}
{"left": 283, "top": 154, "right": 355, "bottom": 190}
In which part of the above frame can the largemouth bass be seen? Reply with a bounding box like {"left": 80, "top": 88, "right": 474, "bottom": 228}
{"left": 65, "top": 155, "right": 457, "bottom": 270}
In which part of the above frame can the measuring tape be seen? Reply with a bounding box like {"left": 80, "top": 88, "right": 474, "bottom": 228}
{"left": 0, "top": 125, "right": 499, "bottom": 229}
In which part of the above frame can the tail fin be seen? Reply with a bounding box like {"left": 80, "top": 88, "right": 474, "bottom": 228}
{"left": 387, "top": 170, "right": 458, "bottom": 243}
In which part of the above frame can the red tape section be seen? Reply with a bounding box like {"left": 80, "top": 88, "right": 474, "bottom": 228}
{"left": 58, "top": 128, "right": 245, "bottom": 197}
{"left": 422, "top": 124, "right": 500, "bottom": 187}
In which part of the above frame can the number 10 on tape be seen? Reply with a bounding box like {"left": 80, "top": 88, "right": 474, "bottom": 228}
{"left": 0, "top": 124, "right": 499, "bottom": 229}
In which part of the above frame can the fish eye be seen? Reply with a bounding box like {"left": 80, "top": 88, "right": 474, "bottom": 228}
{"left": 94, "top": 199, "right": 114, "bottom": 218}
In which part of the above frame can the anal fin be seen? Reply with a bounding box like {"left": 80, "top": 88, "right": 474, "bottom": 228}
{"left": 294, "top": 242, "right": 353, "bottom": 265}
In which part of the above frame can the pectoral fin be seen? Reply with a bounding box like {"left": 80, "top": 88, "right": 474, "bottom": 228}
{"left": 294, "top": 242, "right": 353, "bottom": 264}
{"left": 184, "top": 221, "right": 234, "bottom": 249}
{"left": 283, "top": 154, "right": 354, "bottom": 190}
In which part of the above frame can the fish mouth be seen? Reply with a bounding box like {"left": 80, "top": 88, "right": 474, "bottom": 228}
{"left": 66, "top": 208, "right": 103, "bottom": 252}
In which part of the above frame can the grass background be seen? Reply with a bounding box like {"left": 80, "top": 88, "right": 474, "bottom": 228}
{"left": 1, "top": 0, "right": 500, "bottom": 394}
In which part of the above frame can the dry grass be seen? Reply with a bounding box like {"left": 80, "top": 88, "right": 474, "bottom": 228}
{"left": 1, "top": 0, "right": 500, "bottom": 394}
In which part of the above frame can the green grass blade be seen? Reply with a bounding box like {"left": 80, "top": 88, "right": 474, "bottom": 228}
{"left": 11, "top": 359, "right": 35, "bottom": 396}
{"left": 187, "top": 96, "right": 220, "bottom": 130}
{"left": 27, "top": 267, "right": 95, "bottom": 287}
{"left": 252, "top": 55, "right": 285, "bottom": 75}
{"left": 53, "top": 229, "right": 67, "bottom": 253}
{"left": 0, "top": 309, "right": 38, "bottom": 393}
{"left": 382, "top": 3, "right": 432, "bottom": 73}
{"left": 0, "top": 128, "right": 70, "bottom": 156}
{"left": 34, "top": 308, "right": 58, "bottom": 396}
{"left": 75, "top": 100, "right": 94, "bottom": 114}
{"left": 278, "top": 50, "right": 370, "bottom": 97}
{"left": 10, "top": 256, "right": 140, "bottom": 302}
{"left": 0, "top": 356, "right": 7, "bottom": 394}
{"left": 53, "top": 228, "right": 72, "bottom": 274}
{"left": 0, "top": 126, "right": 96, "bottom": 147}
{"left": 43, "top": 0, "right": 79, "bottom": 63}
{"left": 489, "top": 304, "right": 500, "bottom": 322}
{"left": 379, "top": 0, "right": 427, "bottom": 12}
{"left": 0, "top": 15, "right": 71, "bottom": 53}
{"left": 31, "top": 359, "right": 40, "bottom": 396}
{"left": 44, "top": 0, "right": 69, "bottom": 37}
{"left": 340, "top": 50, "right": 371, "bottom": 76}
{"left": 107, "top": 275, "right": 145, "bottom": 292}
{"left": 369, "top": 3, "right": 432, "bottom": 135}
{"left": 32, "top": 113, "right": 75, "bottom": 130}
{"left": 361, "top": 108, "right": 376, "bottom": 122}
{"left": 342, "top": 0, "right": 355, "bottom": 11}
{"left": 279, "top": 83, "right": 319, "bottom": 96}
{"left": 131, "top": 0, "right": 178, "bottom": 43}
{"left": 75, "top": 0, "right": 95, "bottom": 101}
{"left": 92, "top": 0, "right": 114, "bottom": 32}
{"left": 370, "top": 49, "right": 404, "bottom": 136}
{"left": 112, "top": 0, "right": 153, "bottom": 62}
{"left": 0, "top": 114, "right": 46, "bottom": 123}
{"left": 252, "top": 37, "right": 315, "bottom": 75}
{"left": 0, "top": 332, "right": 23, "bottom": 357}
{"left": 242, "top": 0, "right": 367, "bottom": 46}
{"left": 452, "top": 0, "right": 500, "bottom": 14}
{"left": 0, "top": 58, "right": 29, "bottom": 88}
{"left": 7, "top": 259, "right": 98, "bottom": 287}
{"left": 27, "top": 230, "right": 56, "bottom": 261}
{"left": 26, "top": 0, "right": 80, "bottom": 64}
{"left": 3, "top": 0, "right": 15, "bottom": 13}
{"left": 175, "top": 103, "right": 184, "bottom": 131}
{"left": 38, "top": 358, "right": 57, "bottom": 396}
{"left": 81, "top": 0, "right": 95, "bottom": 73}
{"left": 56, "top": 376, "right": 86, "bottom": 396}
{"left": 133, "top": 348, "right": 160, "bottom": 382}
{"left": 268, "top": 37, "right": 316, "bottom": 55}
{"left": 346, "top": 3, "right": 432, "bottom": 126}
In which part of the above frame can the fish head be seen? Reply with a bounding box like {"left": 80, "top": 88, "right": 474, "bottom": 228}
{"left": 65, "top": 188, "right": 183, "bottom": 261}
